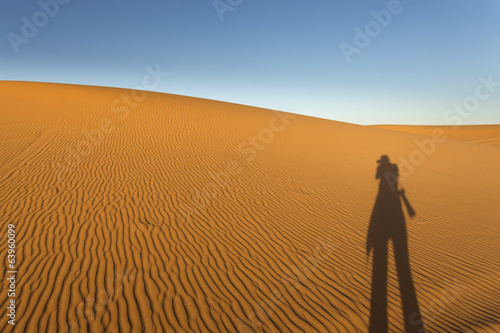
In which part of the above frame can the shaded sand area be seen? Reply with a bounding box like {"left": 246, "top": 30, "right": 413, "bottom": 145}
{"left": 0, "top": 81, "right": 499, "bottom": 332}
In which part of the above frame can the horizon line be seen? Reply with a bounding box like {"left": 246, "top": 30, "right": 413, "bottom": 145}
{"left": 2, "top": 80, "right": 499, "bottom": 127}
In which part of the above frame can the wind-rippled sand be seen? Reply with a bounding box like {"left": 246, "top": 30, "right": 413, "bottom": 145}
{"left": 0, "top": 82, "right": 499, "bottom": 332}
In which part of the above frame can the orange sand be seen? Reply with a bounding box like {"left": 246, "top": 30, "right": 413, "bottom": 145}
{"left": 1, "top": 82, "right": 499, "bottom": 332}
{"left": 373, "top": 125, "right": 500, "bottom": 147}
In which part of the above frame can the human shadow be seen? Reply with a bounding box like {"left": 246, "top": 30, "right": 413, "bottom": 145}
{"left": 366, "top": 155, "right": 424, "bottom": 333}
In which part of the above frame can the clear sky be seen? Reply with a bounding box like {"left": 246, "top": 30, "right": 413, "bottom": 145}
{"left": 1, "top": 0, "right": 499, "bottom": 125}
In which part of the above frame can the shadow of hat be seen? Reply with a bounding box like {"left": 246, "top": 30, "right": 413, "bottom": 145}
{"left": 377, "top": 155, "right": 390, "bottom": 164}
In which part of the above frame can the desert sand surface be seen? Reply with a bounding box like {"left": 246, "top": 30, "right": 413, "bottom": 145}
{"left": 373, "top": 125, "right": 500, "bottom": 147}
{"left": 1, "top": 81, "right": 499, "bottom": 332}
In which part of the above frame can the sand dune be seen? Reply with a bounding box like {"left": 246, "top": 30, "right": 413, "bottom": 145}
{"left": 0, "top": 81, "right": 499, "bottom": 332}
{"left": 373, "top": 125, "right": 500, "bottom": 147}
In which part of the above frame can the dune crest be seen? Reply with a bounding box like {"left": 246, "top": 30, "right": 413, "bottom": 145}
{"left": 373, "top": 124, "right": 500, "bottom": 147}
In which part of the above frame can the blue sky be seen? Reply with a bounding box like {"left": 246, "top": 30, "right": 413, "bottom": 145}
{"left": 1, "top": 0, "right": 499, "bottom": 125}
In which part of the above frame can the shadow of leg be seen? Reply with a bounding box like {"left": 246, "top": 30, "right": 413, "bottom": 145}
{"left": 393, "top": 230, "right": 425, "bottom": 333}
{"left": 369, "top": 241, "right": 389, "bottom": 333}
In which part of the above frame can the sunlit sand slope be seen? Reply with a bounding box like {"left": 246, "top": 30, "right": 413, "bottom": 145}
{"left": 374, "top": 124, "right": 500, "bottom": 147}
{"left": 0, "top": 82, "right": 499, "bottom": 332}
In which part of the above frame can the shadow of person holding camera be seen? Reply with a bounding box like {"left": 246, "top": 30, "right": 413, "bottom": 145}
{"left": 366, "top": 155, "right": 424, "bottom": 332}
